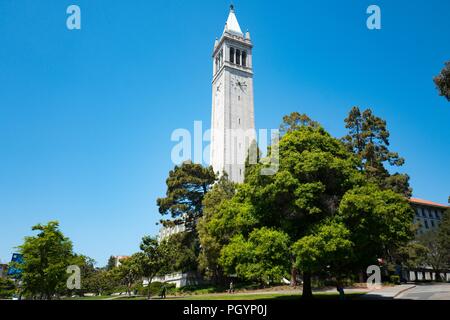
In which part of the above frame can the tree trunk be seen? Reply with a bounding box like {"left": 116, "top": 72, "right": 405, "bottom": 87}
{"left": 290, "top": 266, "right": 298, "bottom": 286}
{"left": 301, "top": 272, "right": 313, "bottom": 300}
{"left": 147, "top": 278, "right": 152, "bottom": 300}
{"left": 358, "top": 270, "right": 365, "bottom": 284}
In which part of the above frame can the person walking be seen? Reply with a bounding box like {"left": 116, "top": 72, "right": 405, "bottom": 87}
{"left": 336, "top": 280, "right": 345, "bottom": 300}
{"left": 229, "top": 281, "right": 235, "bottom": 294}
{"left": 160, "top": 285, "right": 167, "bottom": 299}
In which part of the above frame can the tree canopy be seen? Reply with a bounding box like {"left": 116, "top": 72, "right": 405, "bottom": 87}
{"left": 279, "top": 112, "right": 319, "bottom": 135}
{"left": 15, "top": 221, "right": 75, "bottom": 299}
{"left": 343, "top": 106, "right": 411, "bottom": 197}
{"left": 220, "top": 228, "right": 291, "bottom": 285}
{"left": 157, "top": 161, "right": 216, "bottom": 231}
{"left": 434, "top": 61, "right": 450, "bottom": 101}
{"left": 203, "top": 112, "right": 416, "bottom": 298}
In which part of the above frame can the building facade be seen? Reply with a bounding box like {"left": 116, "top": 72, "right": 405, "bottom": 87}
{"left": 210, "top": 5, "right": 256, "bottom": 183}
{"left": 113, "top": 255, "right": 129, "bottom": 268}
{"left": 158, "top": 223, "right": 185, "bottom": 242}
{"left": 410, "top": 198, "right": 449, "bottom": 235}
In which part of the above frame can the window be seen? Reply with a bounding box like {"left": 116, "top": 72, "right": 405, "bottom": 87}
{"left": 431, "top": 220, "right": 435, "bottom": 228}
{"left": 415, "top": 209, "right": 420, "bottom": 217}
{"left": 236, "top": 49, "right": 241, "bottom": 65}
{"left": 242, "top": 51, "right": 247, "bottom": 67}
{"left": 422, "top": 208, "right": 426, "bottom": 217}
{"left": 230, "top": 47, "right": 235, "bottom": 64}
{"left": 424, "top": 220, "right": 429, "bottom": 229}
{"left": 429, "top": 210, "right": 433, "bottom": 219}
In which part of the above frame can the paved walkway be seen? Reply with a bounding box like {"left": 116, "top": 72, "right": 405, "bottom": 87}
{"left": 396, "top": 284, "right": 450, "bottom": 300}
{"left": 362, "top": 284, "right": 416, "bottom": 300}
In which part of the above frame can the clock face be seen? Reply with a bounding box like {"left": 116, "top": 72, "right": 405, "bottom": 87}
{"left": 231, "top": 75, "right": 247, "bottom": 93}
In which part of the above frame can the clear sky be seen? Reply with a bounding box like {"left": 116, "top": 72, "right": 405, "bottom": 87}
{"left": 1, "top": 0, "right": 449, "bottom": 266}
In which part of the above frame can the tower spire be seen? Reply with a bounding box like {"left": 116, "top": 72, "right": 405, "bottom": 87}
{"left": 223, "top": 3, "right": 243, "bottom": 36}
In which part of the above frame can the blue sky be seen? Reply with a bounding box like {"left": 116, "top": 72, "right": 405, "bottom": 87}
{"left": 1, "top": 0, "right": 449, "bottom": 266}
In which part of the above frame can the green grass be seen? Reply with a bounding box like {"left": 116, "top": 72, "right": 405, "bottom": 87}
{"left": 174, "top": 292, "right": 366, "bottom": 300}
{"left": 109, "top": 292, "right": 366, "bottom": 301}
{"left": 64, "top": 295, "right": 112, "bottom": 300}
{"left": 173, "top": 293, "right": 301, "bottom": 300}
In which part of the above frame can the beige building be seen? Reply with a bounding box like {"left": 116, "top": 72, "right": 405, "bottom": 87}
{"left": 410, "top": 198, "right": 449, "bottom": 235}
{"left": 113, "top": 255, "right": 130, "bottom": 268}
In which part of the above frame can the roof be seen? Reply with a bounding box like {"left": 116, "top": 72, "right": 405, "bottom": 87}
{"left": 114, "top": 255, "right": 130, "bottom": 260}
{"left": 409, "top": 197, "right": 449, "bottom": 209}
{"left": 224, "top": 5, "right": 243, "bottom": 36}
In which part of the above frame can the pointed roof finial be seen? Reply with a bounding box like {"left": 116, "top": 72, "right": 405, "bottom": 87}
{"left": 224, "top": 3, "right": 243, "bottom": 36}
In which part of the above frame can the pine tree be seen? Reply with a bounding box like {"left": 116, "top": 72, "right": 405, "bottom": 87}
{"left": 343, "top": 106, "right": 411, "bottom": 196}
{"left": 434, "top": 61, "right": 450, "bottom": 101}
{"left": 157, "top": 161, "right": 216, "bottom": 231}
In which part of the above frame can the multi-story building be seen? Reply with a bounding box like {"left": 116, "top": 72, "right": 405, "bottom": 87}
{"left": 410, "top": 197, "right": 449, "bottom": 235}
{"left": 158, "top": 223, "right": 186, "bottom": 243}
{"left": 113, "top": 255, "right": 130, "bottom": 268}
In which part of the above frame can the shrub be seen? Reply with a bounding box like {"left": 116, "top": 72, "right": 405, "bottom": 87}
{"left": 0, "top": 278, "right": 16, "bottom": 299}
{"left": 136, "top": 282, "right": 176, "bottom": 297}
{"left": 390, "top": 275, "right": 400, "bottom": 285}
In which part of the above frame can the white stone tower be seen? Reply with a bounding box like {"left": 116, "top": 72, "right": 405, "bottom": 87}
{"left": 210, "top": 5, "right": 256, "bottom": 183}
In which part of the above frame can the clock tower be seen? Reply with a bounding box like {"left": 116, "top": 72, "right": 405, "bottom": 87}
{"left": 210, "top": 5, "right": 256, "bottom": 183}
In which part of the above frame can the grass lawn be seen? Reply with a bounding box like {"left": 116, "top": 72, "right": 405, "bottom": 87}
{"left": 110, "top": 292, "right": 367, "bottom": 301}
{"left": 64, "top": 295, "right": 112, "bottom": 300}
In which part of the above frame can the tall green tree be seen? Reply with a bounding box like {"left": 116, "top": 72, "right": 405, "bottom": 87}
{"left": 434, "top": 61, "right": 450, "bottom": 101}
{"left": 106, "top": 255, "right": 116, "bottom": 271}
{"left": 236, "top": 124, "right": 362, "bottom": 297}
{"left": 197, "top": 174, "right": 236, "bottom": 283}
{"left": 115, "top": 254, "right": 142, "bottom": 296}
{"left": 343, "top": 106, "right": 411, "bottom": 196}
{"left": 135, "top": 235, "right": 180, "bottom": 299}
{"left": 157, "top": 161, "right": 216, "bottom": 231}
{"left": 212, "top": 114, "right": 415, "bottom": 299}
{"left": 15, "top": 221, "right": 75, "bottom": 299}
